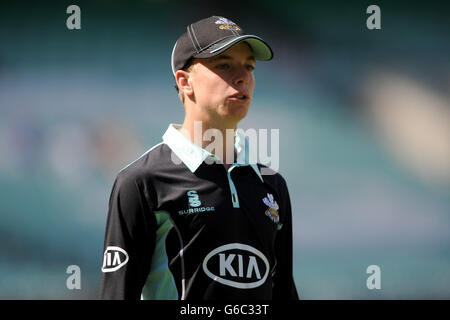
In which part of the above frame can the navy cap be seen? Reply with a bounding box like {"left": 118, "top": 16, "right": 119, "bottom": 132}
{"left": 171, "top": 16, "right": 273, "bottom": 75}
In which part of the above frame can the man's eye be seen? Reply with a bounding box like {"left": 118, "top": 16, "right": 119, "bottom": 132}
{"left": 246, "top": 65, "right": 255, "bottom": 71}
{"left": 216, "top": 64, "right": 230, "bottom": 70}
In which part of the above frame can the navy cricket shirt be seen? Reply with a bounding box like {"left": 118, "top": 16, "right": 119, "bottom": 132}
{"left": 99, "top": 124, "right": 299, "bottom": 300}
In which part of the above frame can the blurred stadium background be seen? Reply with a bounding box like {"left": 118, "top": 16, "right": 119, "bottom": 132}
{"left": 0, "top": 0, "right": 449, "bottom": 299}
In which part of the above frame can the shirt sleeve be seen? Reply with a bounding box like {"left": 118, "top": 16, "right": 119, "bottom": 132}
{"left": 272, "top": 179, "right": 300, "bottom": 300}
{"left": 99, "top": 171, "right": 157, "bottom": 300}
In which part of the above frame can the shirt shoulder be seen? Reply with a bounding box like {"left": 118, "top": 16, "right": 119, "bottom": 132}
{"left": 117, "top": 142, "right": 172, "bottom": 181}
{"left": 257, "top": 164, "right": 289, "bottom": 191}
{"left": 111, "top": 143, "right": 174, "bottom": 209}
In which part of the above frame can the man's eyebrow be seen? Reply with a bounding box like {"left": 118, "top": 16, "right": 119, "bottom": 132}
{"left": 209, "top": 55, "right": 255, "bottom": 62}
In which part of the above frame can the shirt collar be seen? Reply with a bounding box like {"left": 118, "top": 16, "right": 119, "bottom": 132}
{"left": 162, "top": 124, "right": 263, "bottom": 182}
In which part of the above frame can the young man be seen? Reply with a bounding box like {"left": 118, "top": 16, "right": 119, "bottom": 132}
{"left": 100, "top": 16, "right": 299, "bottom": 300}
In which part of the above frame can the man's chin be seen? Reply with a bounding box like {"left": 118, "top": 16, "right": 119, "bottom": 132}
{"left": 225, "top": 103, "right": 250, "bottom": 120}
{"left": 224, "top": 111, "right": 249, "bottom": 125}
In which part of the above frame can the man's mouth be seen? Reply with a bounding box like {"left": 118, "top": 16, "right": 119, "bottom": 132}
{"left": 228, "top": 93, "right": 249, "bottom": 102}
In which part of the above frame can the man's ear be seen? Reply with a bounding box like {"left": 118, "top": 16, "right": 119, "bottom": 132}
{"left": 175, "top": 69, "right": 194, "bottom": 96}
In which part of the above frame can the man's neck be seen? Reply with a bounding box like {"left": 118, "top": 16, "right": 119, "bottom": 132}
{"left": 180, "top": 116, "right": 237, "bottom": 170}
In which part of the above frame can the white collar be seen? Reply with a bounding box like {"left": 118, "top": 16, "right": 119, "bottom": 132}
{"left": 162, "top": 124, "right": 263, "bottom": 182}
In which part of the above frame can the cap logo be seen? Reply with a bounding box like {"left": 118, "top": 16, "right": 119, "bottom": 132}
{"left": 215, "top": 17, "right": 241, "bottom": 31}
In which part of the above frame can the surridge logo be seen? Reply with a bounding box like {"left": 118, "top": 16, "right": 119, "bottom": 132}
{"left": 187, "top": 190, "right": 201, "bottom": 207}
{"left": 178, "top": 190, "right": 215, "bottom": 215}
{"left": 102, "top": 246, "right": 129, "bottom": 273}
{"left": 202, "top": 243, "right": 269, "bottom": 289}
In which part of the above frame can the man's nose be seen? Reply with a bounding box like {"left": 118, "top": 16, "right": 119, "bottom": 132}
{"left": 233, "top": 66, "right": 252, "bottom": 86}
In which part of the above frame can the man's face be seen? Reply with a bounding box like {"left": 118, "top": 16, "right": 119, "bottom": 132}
{"left": 188, "top": 42, "right": 256, "bottom": 124}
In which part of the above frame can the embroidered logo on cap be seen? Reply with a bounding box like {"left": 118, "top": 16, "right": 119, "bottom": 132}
{"left": 215, "top": 17, "right": 241, "bottom": 31}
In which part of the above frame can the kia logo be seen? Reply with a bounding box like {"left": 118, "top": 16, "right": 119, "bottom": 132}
{"left": 102, "top": 246, "right": 129, "bottom": 273}
{"left": 202, "top": 243, "right": 269, "bottom": 289}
